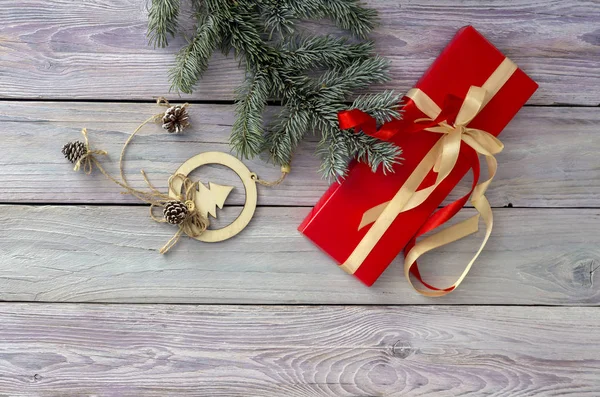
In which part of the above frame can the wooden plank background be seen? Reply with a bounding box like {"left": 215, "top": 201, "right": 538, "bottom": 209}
{"left": 2, "top": 205, "right": 600, "bottom": 305}
{"left": 0, "top": 304, "right": 599, "bottom": 396}
{"left": 1, "top": 0, "right": 599, "bottom": 105}
{"left": 1, "top": 0, "right": 599, "bottom": 395}
{"left": 1, "top": 102, "right": 599, "bottom": 207}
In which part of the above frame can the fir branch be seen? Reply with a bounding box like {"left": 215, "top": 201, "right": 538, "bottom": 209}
{"left": 225, "top": 6, "right": 270, "bottom": 67}
{"left": 317, "top": 125, "right": 351, "bottom": 180}
{"left": 268, "top": 55, "right": 400, "bottom": 179}
{"left": 265, "top": 108, "right": 311, "bottom": 166}
{"left": 342, "top": 130, "right": 402, "bottom": 174}
{"left": 280, "top": 0, "right": 377, "bottom": 39}
{"left": 280, "top": 35, "right": 373, "bottom": 71}
{"left": 317, "top": 0, "right": 378, "bottom": 39}
{"left": 312, "top": 99, "right": 401, "bottom": 179}
{"left": 321, "top": 56, "right": 390, "bottom": 91}
{"left": 231, "top": 69, "right": 271, "bottom": 159}
{"left": 150, "top": 0, "right": 399, "bottom": 179}
{"left": 351, "top": 90, "right": 403, "bottom": 124}
{"left": 147, "top": 0, "right": 181, "bottom": 48}
{"left": 315, "top": 56, "right": 390, "bottom": 104}
{"left": 169, "top": 13, "right": 220, "bottom": 93}
{"left": 260, "top": 2, "right": 296, "bottom": 38}
{"left": 270, "top": 0, "right": 321, "bottom": 19}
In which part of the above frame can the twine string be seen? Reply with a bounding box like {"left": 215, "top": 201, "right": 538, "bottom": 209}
{"left": 251, "top": 164, "right": 291, "bottom": 187}
{"left": 75, "top": 106, "right": 206, "bottom": 254}
{"left": 73, "top": 128, "right": 108, "bottom": 174}
{"left": 119, "top": 97, "right": 188, "bottom": 188}
{"left": 72, "top": 97, "right": 285, "bottom": 254}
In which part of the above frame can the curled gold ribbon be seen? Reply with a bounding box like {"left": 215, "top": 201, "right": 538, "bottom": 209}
{"left": 340, "top": 58, "right": 518, "bottom": 296}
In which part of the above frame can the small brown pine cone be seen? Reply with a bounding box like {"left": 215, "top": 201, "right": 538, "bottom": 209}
{"left": 164, "top": 200, "right": 189, "bottom": 224}
{"left": 62, "top": 141, "right": 87, "bottom": 164}
{"left": 162, "top": 105, "right": 190, "bottom": 133}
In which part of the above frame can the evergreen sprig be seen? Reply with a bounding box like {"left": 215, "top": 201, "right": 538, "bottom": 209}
{"left": 351, "top": 90, "right": 403, "bottom": 124}
{"left": 231, "top": 69, "right": 270, "bottom": 158}
{"left": 169, "top": 13, "right": 220, "bottom": 94}
{"left": 148, "top": 0, "right": 403, "bottom": 180}
{"left": 147, "top": 0, "right": 181, "bottom": 48}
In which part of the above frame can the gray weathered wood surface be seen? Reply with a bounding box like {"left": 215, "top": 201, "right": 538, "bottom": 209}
{"left": 1, "top": 0, "right": 599, "bottom": 105}
{"left": 1, "top": 205, "right": 599, "bottom": 305}
{"left": 1, "top": 0, "right": 599, "bottom": 395}
{"left": 1, "top": 102, "right": 599, "bottom": 207}
{"left": 0, "top": 304, "right": 599, "bottom": 396}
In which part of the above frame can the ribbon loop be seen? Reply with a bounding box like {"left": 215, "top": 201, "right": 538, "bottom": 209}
{"left": 463, "top": 129, "right": 504, "bottom": 156}
{"left": 337, "top": 57, "right": 518, "bottom": 296}
{"left": 455, "top": 86, "right": 488, "bottom": 126}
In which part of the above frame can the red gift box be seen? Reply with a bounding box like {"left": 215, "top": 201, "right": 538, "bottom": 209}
{"left": 299, "top": 26, "right": 538, "bottom": 291}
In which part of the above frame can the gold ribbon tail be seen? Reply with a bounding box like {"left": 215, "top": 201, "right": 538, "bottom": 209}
{"left": 404, "top": 152, "right": 498, "bottom": 297}
{"left": 341, "top": 57, "right": 517, "bottom": 295}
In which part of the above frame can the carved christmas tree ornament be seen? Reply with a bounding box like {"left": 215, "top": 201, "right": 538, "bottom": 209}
{"left": 170, "top": 152, "right": 258, "bottom": 243}
{"left": 62, "top": 99, "right": 289, "bottom": 253}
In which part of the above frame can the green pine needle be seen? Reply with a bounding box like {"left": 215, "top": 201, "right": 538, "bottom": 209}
{"left": 169, "top": 13, "right": 220, "bottom": 94}
{"left": 151, "top": 0, "right": 401, "bottom": 179}
{"left": 265, "top": 108, "right": 311, "bottom": 166}
{"left": 147, "top": 0, "right": 181, "bottom": 48}
{"left": 317, "top": 127, "right": 351, "bottom": 180}
{"left": 351, "top": 90, "right": 404, "bottom": 124}
{"left": 281, "top": 35, "right": 374, "bottom": 71}
{"left": 280, "top": 0, "right": 377, "bottom": 38}
{"left": 315, "top": 0, "right": 378, "bottom": 39}
{"left": 231, "top": 69, "right": 271, "bottom": 159}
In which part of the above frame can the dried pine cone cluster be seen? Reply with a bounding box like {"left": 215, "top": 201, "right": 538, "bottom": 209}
{"left": 162, "top": 105, "right": 189, "bottom": 133}
{"left": 163, "top": 200, "right": 189, "bottom": 224}
{"left": 62, "top": 141, "right": 87, "bottom": 163}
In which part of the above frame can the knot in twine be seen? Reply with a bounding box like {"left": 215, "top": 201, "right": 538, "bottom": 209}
{"left": 69, "top": 127, "right": 209, "bottom": 254}
{"left": 73, "top": 128, "right": 108, "bottom": 174}
{"left": 149, "top": 173, "right": 210, "bottom": 254}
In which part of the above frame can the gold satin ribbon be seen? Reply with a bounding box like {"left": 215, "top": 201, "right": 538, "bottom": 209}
{"left": 340, "top": 58, "right": 518, "bottom": 296}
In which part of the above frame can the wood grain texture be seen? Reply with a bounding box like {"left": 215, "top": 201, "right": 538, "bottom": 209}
{"left": 2, "top": 101, "right": 599, "bottom": 207}
{"left": 1, "top": 0, "right": 599, "bottom": 105}
{"left": 0, "top": 303, "right": 598, "bottom": 396}
{"left": 1, "top": 0, "right": 598, "bottom": 392}
{"left": 1, "top": 205, "right": 599, "bottom": 305}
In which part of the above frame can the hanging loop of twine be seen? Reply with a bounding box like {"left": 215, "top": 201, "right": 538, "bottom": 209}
{"left": 156, "top": 96, "right": 172, "bottom": 108}
{"left": 251, "top": 164, "right": 291, "bottom": 187}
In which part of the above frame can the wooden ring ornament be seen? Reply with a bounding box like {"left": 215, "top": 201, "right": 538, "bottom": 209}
{"left": 169, "top": 152, "right": 258, "bottom": 243}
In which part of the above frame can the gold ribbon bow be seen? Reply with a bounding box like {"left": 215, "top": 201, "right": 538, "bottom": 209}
{"left": 341, "top": 58, "right": 518, "bottom": 296}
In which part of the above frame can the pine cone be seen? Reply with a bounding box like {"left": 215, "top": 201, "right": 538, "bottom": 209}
{"left": 162, "top": 105, "right": 190, "bottom": 133}
{"left": 164, "top": 200, "right": 189, "bottom": 224}
{"left": 62, "top": 141, "right": 87, "bottom": 164}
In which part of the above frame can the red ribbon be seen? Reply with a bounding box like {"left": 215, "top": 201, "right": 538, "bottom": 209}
{"left": 338, "top": 109, "right": 403, "bottom": 141}
{"left": 338, "top": 97, "right": 482, "bottom": 292}
{"left": 405, "top": 149, "right": 480, "bottom": 291}
{"left": 338, "top": 94, "right": 466, "bottom": 140}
